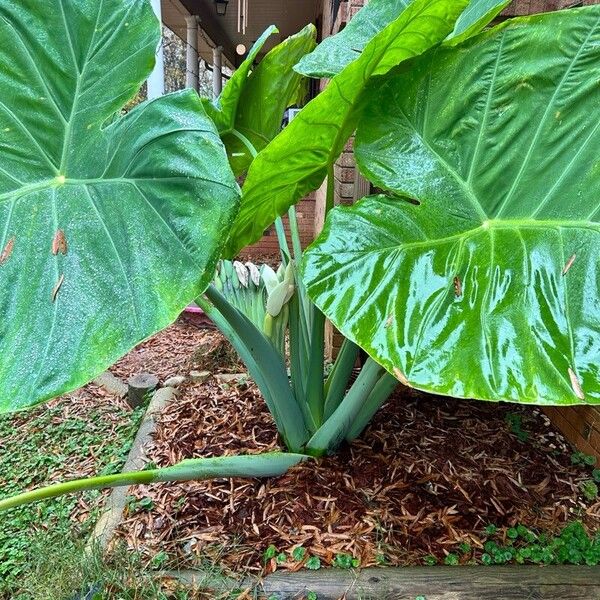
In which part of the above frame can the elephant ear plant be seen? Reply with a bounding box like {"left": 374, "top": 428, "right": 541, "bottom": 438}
{"left": 4, "top": 0, "right": 598, "bottom": 512}
{"left": 0, "top": 0, "right": 481, "bottom": 510}
{"left": 0, "top": 0, "right": 305, "bottom": 511}
{"left": 202, "top": 0, "right": 521, "bottom": 457}
{"left": 200, "top": 0, "right": 483, "bottom": 457}
{"left": 303, "top": 6, "right": 600, "bottom": 405}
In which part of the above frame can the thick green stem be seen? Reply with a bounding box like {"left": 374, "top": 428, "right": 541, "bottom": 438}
{"left": 305, "top": 358, "right": 385, "bottom": 457}
{"left": 0, "top": 453, "right": 307, "bottom": 512}
{"left": 288, "top": 210, "right": 313, "bottom": 337}
{"left": 306, "top": 307, "right": 326, "bottom": 427}
{"left": 345, "top": 370, "right": 398, "bottom": 442}
{"left": 287, "top": 206, "right": 303, "bottom": 265}
{"left": 201, "top": 286, "right": 309, "bottom": 451}
{"left": 323, "top": 338, "right": 360, "bottom": 420}
{"left": 274, "top": 217, "right": 291, "bottom": 264}
{"left": 325, "top": 162, "right": 335, "bottom": 214}
{"left": 289, "top": 293, "right": 312, "bottom": 428}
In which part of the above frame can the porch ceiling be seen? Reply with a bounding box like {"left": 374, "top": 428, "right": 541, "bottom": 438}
{"left": 162, "top": 0, "right": 319, "bottom": 68}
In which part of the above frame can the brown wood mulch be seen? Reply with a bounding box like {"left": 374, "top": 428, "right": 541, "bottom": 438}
{"left": 111, "top": 320, "right": 600, "bottom": 574}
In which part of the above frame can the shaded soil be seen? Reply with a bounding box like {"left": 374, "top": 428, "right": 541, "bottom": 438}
{"left": 113, "top": 321, "right": 600, "bottom": 574}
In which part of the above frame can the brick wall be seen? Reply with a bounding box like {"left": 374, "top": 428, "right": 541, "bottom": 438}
{"left": 503, "top": 0, "right": 597, "bottom": 15}
{"left": 239, "top": 194, "right": 316, "bottom": 263}
{"left": 545, "top": 406, "right": 600, "bottom": 462}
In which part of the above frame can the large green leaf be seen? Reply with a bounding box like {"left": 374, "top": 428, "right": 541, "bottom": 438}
{"left": 294, "top": 0, "right": 509, "bottom": 79}
{"left": 201, "top": 26, "right": 277, "bottom": 135}
{"left": 223, "top": 0, "right": 469, "bottom": 258}
{"left": 303, "top": 7, "right": 600, "bottom": 405}
{"left": 0, "top": 0, "right": 239, "bottom": 413}
{"left": 222, "top": 25, "right": 317, "bottom": 176}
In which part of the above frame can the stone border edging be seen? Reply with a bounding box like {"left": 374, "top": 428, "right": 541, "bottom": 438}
{"left": 87, "top": 385, "right": 177, "bottom": 552}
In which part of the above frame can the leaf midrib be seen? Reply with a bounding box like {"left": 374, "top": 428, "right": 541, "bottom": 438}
{"left": 328, "top": 217, "right": 600, "bottom": 256}
{"left": 0, "top": 175, "right": 236, "bottom": 205}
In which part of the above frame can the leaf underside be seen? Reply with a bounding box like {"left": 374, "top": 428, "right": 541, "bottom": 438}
{"left": 0, "top": 0, "right": 239, "bottom": 412}
{"left": 303, "top": 7, "right": 600, "bottom": 405}
{"left": 294, "top": 0, "right": 510, "bottom": 78}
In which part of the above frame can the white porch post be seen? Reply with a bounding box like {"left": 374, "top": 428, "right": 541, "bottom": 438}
{"left": 212, "top": 46, "right": 223, "bottom": 99}
{"left": 148, "top": 0, "right": 165, "bottom": 98}
{"left": 185, "top": 15, "right": 200, "bottom": 91}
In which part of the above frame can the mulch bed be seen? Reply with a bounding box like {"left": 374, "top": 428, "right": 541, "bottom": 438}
{"left": 113, "top": 320, "right": 600, "bottom": 574}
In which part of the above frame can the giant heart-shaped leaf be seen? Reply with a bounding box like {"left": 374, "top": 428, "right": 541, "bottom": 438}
{"left": 0, "top": 0, "right": 239, "bottom": 413}
{"left": 303, "top": 7, "right": 600, "bottom": 405}
{"left": 223, "top": 0, "right": 468, "bottom": 258}
{"left": 221, "top": 25, "right": 317, "bottom": 176}
{"left": 294, "top": 0, "right": 510, "bottom": 79}
{"left": 201, "top": 26, "right": 277, "bottom": 136}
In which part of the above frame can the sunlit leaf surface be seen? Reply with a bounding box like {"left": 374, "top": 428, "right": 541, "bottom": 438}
{"left": 303, "top": 7, "right": 600, "bottom": 405}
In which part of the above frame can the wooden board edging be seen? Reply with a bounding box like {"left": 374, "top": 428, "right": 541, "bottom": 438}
{"left": 262, "top": 565, "right": 600, "bottom": 600}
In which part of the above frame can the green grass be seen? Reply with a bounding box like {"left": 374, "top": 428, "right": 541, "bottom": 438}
{"left": 0, "top": 399, "right": 145, "bottom": 598}
{"left": 10, "top": 534, "right": 272, "bottom": 600}
{"left": 8, "top": 536, "right": 196, "bottom": 600}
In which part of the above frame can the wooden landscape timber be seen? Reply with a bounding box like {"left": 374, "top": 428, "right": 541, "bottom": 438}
{"left": 261, "top": 565, "right": 600, "bottom": 600}
{"left": 165, "top": 565, "right": 600, "bottom": 599}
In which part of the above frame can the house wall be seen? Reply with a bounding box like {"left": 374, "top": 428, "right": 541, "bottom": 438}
{"left": 545, "top": 406, "right": 600, "bottom": 462}
{"left": 238, "top": 195, "right": 316, "bottom": 263}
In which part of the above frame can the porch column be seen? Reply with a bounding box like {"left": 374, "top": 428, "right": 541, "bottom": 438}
{"left": 185, "top": 15, "right": 200, "bottom": 91}
{"left": 147, "top": 0, "right": 165, "bottom": 98}
{"left": 212, "top": 46, "right": 223, "bottom": 99}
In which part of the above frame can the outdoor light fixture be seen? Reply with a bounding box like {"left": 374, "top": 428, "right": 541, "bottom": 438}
{"left": 214, "top": 0, "right": 229, "bottom": 16}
